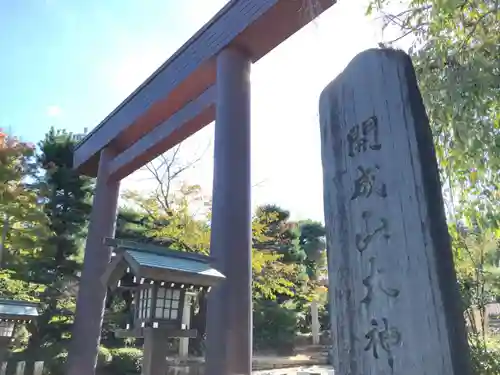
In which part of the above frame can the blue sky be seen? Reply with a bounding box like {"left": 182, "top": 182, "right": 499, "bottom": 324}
{"left": 0, "top": 0, "right": 224, "bottom": 141}
{"left": 0, "top": 0, "right": 400, "bottom": 222}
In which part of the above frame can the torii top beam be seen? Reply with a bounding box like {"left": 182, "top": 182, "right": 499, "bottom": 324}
{"left": 73, "top": 0, "right": 336, "bottom": 179}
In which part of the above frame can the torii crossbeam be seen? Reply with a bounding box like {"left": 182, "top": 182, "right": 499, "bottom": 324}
{"left": 67, "top": 1, "right": 336, "bottom": 374}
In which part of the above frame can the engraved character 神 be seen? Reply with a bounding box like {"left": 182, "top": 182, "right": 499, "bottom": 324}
{"left": 347, "top": 116, "right": 381, "bottom": 157}
{"left": 364, "top": 317, "right": 401, "bottom": 371}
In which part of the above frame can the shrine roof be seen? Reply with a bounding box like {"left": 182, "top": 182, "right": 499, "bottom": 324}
{"left": 125, "top": 249, "right": 224, "bottom": 279}
{"left": 102, "top": 238, "right": 225, "bottom": 288}
{"left": 0, "top": 299, "right": 39, "bottom": 320}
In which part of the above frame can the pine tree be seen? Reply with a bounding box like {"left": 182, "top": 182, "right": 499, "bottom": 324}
{"left": 23, "top": 128, "right": 93, "bottom": 369}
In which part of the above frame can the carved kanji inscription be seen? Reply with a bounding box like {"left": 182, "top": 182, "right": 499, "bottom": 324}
{"left": 361, "top": 257, "right": 400, "bottom": 305}
{"left": 347, "top": 116, "right": 381, "bottom": 157}
{"left": 351, "top": 165, "right": 387, "bottom": 200}
{"left": 355, "top": 211, "right": 390, "bottom": 253}
{"left": 364, "top": 317, "right": 402, "bottom": 372}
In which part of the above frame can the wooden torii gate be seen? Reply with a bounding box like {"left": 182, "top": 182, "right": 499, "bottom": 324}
{"left": 66, "top": 1, "right": 336, "bottom": 375}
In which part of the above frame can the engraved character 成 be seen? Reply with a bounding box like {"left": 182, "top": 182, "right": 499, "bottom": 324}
{"left": 351, "top": 165, "right": 387, "bottom": 200}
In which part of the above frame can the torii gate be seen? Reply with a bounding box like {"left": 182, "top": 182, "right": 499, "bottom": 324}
{"left": 66, "top": 1, "right": 336, "bottom": 374}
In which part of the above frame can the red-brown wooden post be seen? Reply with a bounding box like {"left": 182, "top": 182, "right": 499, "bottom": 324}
{"left": 67, "top": 148, "right": 120, "bottom": 375}
{"left": 205, "top": 47, "right": 253, "bottom": 375}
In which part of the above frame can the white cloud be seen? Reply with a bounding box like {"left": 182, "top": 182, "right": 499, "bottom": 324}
{"left": 46, "top": 105, "right": 62, "bottom": 117}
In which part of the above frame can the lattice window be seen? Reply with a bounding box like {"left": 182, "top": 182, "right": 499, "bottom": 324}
{"left": 138, "top": 288, "right": 152, "bottom": 319}
{"left": 155, "top": 287, "right": 181, "bottom": 320}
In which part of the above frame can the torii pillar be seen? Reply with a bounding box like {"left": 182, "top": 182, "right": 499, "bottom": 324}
{"left": 67, "top": 48, "right": 253, "bottom": 375}
{"left": 67, "top": 149, "right": 120, "bottom": 375}
{"left": 66, "top": 2, "right": 337, "bottom": 374}
{"left": 205, "top": 47, "right": 253, "bottom": 375}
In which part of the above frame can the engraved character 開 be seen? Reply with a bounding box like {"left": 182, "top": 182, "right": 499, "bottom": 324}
{"left": 347, "top": 116, "right": 381, "bottom": 157}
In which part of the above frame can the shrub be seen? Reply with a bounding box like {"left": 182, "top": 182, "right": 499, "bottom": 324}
{"left": 42, "top": 352, "right": 67, "bottom": 375}
{"left": 39, "top": 346, "right": 111, "bottom": 375}
{"left": 470, "top": 335, "right": 500, "bottom": 375}
{"left": 253, "top": 300, "right": 298, "bottom": 354}
{"left": 107, "top": 347, "right": 143, "bottom": 374}
{"left": 97, "top": 346, "right": 112, "bottom": 368}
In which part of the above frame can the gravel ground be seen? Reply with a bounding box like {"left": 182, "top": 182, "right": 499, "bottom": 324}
{"left": 253, "top": 366, "right": 334, "bottom": 375}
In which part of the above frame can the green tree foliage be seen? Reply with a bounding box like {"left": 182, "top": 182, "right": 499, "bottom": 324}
{"left": 368, "top": 1, "right": 500, "bottom": 372}
{"left": 253, "top": 300, "right": 298, "bottom": 353}
{"left": 0, "top": 130, "right": 46, "bottom": 355}
{"left": 0, "top": 130, "right": 38, "bottom": 219}
{"left": 251, "top": 214, "right": 298, "bottom": 301}
{"left": 252, "top": 205, "right": 327, "bottom": 336}
{"left": 369, "top": 0, "right": 500, "bottom": 221}
{"left": 449, "top": 222, "right": 500, "bottom": 374}
{"left": 122, "top": 187, "right": 309, "bottom": 302}
{"left": 0, "top": 130, "right": 45, "bottom": 278}
{"left": 122, "top": 183, "right": 211, "bottom": 254}
{"left": 253, "top": 206, "right": 326, "bottom": 302}
{"left": 254, "top": 205, "right": 306, "bottom": 263}
{"left": 22, "top": 129, "right": 93, "bottom": 369}
{"left": 108, "top": 347, "right": 143, "bottom": 374}
{"left": 0, "top": 131, "right": 328, "bottom": 361}
{"left": 119, "top": 179, "right": 325, "bottom": 352}
{"left": 115, "top": 209, "right": 163, "bottom": 243}
{"left": 299, "top": 220, "right": 327, "bottom": 280}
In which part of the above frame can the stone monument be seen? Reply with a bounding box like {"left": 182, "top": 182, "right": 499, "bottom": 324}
{"left": 319, "top": 48, "right": 472, "bottom": 375}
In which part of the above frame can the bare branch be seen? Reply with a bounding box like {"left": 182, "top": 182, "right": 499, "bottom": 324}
{"left": 144, "top": 161, "right": 170, "bottom": 213}
{"left": 252, "top": 178, "right": 268, "bottom": 189}
{"left": 141, "top": 140, "right": 212, "bottom": 215}
{"left": 460, "top": 8, "right": 497, "bottom": 50}
{"left": 389, "top": 28, "right": 415, "bottom": 44}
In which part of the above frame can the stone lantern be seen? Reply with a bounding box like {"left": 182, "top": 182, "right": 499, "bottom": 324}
{"left": 136, "top": 282, "right": 183, "bottom": 326}
{"left": 0, "top": 300, "right": 38, "bottom": 361}
{"left": 101, "top": 238, "right": 225, "bottom": 375}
